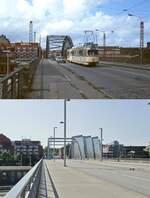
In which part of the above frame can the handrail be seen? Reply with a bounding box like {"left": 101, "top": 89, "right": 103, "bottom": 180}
{"left": 0, "top": 59, "right": 40, "bottom": 99}
{"left": 0, "top": 67, "right": 24, "bottom": 84}
{"left": 4, "top": 159, "right": 43, "bottom": 198}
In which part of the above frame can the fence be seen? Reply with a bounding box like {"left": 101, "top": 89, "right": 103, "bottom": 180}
{"left": 0, "top": 59, "right": 40, "bottom": 99}
{"left": 4, "top": 159, "right": 43, "bottom": 198}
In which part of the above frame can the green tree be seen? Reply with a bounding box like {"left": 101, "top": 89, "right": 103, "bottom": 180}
{"left": 2, "top": 152, "right": 13, "bottom": 161}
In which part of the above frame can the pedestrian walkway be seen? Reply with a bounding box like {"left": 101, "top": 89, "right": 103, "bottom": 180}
{"left": 37, "top": 161, "right": 55, "bottom": 198}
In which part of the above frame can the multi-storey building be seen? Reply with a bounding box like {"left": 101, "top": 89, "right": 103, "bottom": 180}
{"left": 15, "top": 42, "right": 41, "bottom": 63}
{"left": 12, "top": 139, "right": 43, "bottom": 160}
{"left": 0, "top": 35, "right": 16, "bottom": 75}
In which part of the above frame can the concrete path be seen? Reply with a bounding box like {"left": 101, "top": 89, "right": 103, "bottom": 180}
{"left": 38, "top": 161, "right": 55, "bottom": 198}
{"left": 45, "top": 160, "right": 150, "bottom": 198}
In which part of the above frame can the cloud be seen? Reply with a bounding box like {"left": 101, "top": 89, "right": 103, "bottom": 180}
{"left": 0, "top": 0, "right": 149, "bottom": 47}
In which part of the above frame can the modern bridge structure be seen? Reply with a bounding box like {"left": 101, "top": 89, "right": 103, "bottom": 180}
{"left": 3, "top": 137, "right": 150, "bottom": 198}
{"left": 4, "top": 158, "right": 150, "bottom": 198}
{"left": 46, "top": 35, "right": 74, "bottom": 58}
{"left": 47, "top": 135, "right": 101, "bottom": 160}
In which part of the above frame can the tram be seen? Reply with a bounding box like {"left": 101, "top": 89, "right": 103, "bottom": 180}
{"left": 67, "top": 46, "right": 99, "bottom": 66}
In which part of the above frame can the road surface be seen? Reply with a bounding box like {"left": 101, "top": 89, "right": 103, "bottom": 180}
{"left": 62, "top": 62, "right": 150, "bottom": 98}
{"left": 44, "top": 160, "right": 150, "bottom": 198}
{"left": 27, "top": 59, "right": 150, "bottom": 99}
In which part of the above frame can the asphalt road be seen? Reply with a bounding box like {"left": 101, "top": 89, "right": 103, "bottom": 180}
{"left": 65, "top": 160, "right": 150, "bottom": 197}
{"left": 28, "top": 59, "right": 150, "bottom": 99}
{"left": 28, "top": 59, "right": 108, "bottom": 99}
{"left": 62, "top": 62, "right": 150, "bottom": 99}
{"left": 49, "top": 160, "right": 150, "bottom": 198}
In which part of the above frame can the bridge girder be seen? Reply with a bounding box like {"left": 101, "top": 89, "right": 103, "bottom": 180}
{"left": 46, "top": 35, "right": 73, "bottom": 58}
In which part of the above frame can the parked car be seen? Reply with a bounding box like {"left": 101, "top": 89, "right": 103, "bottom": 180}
{"left": 55, "top": 57, "right": 66, "bottom": 63}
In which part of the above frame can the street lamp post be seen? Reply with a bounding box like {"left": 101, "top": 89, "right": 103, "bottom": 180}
{"left": 47, "top": 138, "right": 50, "bottom": 159}
{"left": 64, "top": 100, "right": 67, "bottom": 167}
{"left": 53, "top": 127, "right": 57, "bottom": 162}
{"left": 124, "top": 10, "right": 144, "bottom": 64}
{"left": 99, "top": 128, "right": 103, "bottom": 162}
{"left": 60, "top": 99, "right": 70, "bottom": 167}
{"left": 95, "top": 30, "right": 114, "bottom": 58}
{"left": 128, "top": 14, "right": 144, "bottom": 64}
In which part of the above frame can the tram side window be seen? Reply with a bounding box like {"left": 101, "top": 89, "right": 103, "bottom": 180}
{"left": 88, "top": 50, "right": 98, "bottom": 56}
{"left": 79, "top": 50, "right": 83, "bottom": 56}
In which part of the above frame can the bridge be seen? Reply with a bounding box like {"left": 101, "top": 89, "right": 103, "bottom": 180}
{"left": 1, "top": 58, "right": 150, "bottom": 99}
{"left": 4, "top": 158, "right": 150, "bottom": 198}
{"left": 0, "top": 32, "right": 150, "bottom": 99}
{"left": 46, "top": 35, "right": 73, "bottom": 58}
{"left": 3, "top": 135, "right": 150, "bottom": 198}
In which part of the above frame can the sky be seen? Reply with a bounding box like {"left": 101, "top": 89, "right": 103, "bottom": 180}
{"left": 0, "top": 100, "right": 150, "bottom": 147}
{"left": 0, "top": 0, "right": 150, "bottom": 48}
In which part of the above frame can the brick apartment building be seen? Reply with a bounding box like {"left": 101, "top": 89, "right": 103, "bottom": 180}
{"left": 0, "top": 35, "right": 42, "bottom": 75}
{"left": 12, "top": 139, "right": 43, "bottom": 160}
{"left": 0, "top": 134, "right": 43, "bottom": 161}
{"left": 15, "top": 42, "right": 42, "bottom": 64}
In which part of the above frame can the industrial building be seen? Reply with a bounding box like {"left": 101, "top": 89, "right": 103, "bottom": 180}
{"left": 103, "top": 141, "right": 149, "bottom": 159}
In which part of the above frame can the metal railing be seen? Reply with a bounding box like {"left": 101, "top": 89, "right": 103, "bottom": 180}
{"left": 4, "top": 159, "right": 43, "bottom": 198}
{"left": 0, "top": 59, "right": 40, "bottom": 99}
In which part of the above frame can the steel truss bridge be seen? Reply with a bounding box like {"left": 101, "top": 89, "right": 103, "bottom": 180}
{"left": 46, "top": 35, "right": 74, "bottom": 58}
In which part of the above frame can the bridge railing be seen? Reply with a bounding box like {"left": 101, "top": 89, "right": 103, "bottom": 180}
{"left": 0, "top": 59, "right": 40, "bottom": 99}
{"left": 4, "top": 159, "right": 43, "bottom": 198}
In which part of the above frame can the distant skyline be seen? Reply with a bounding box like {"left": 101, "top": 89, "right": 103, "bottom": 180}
{"left": 0, "top": 0, "right": 150, "bottom": 47}
{"left": 0, "top": 100, "right": 150, "bottom": 147}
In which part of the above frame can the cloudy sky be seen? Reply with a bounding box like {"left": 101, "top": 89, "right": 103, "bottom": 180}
{"left": 0, "top": 0, "right": 150, "bottom": 48}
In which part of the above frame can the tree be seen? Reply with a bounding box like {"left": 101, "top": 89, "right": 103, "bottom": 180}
{"left": 1, "top": 151, "right": 13, "bottom": 161}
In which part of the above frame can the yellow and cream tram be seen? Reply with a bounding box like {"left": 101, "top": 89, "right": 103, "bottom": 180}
{"left": 67, "top": 46, "right": 99, "bottom": 66}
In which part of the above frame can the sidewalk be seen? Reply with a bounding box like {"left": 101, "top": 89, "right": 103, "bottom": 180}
{"left": 45, "top": 160, "right": 148, "bottom": 198}
{"left": 99, "top": 61, "right": 150, "bottom": 71}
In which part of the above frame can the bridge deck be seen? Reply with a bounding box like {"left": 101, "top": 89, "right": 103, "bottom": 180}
{"left": 42, "top": 160, "right": 150, "bottom": 198}
{"left": 27, "top": 59, "right": 107, "bottom": 99}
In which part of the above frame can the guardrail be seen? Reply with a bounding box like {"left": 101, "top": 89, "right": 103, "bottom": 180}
{"left": 4, "top": 159, "right": 43, "bottom": 198}
{"left": 0, "top": 59, "right": 40, "bottom": 99}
